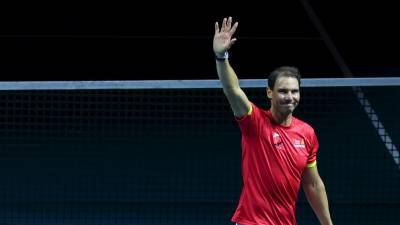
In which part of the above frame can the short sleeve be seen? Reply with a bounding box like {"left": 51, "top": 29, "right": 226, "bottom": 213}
{"left": 235, "top": 102, "right": 261, "bottom": 137}
{"left": 306, "top": 128, "right": 319, "bottom": 167}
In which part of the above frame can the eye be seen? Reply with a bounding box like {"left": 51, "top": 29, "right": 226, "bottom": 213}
{"left": 278, "top": 89, "right": 288, "bottom": 94}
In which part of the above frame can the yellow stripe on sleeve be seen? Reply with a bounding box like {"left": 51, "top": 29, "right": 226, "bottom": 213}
{"left": 247, "top": 105, "right": 253, "bottom": 115}
{"left": 307, "top": 160, "right": 317, "bottom": 168}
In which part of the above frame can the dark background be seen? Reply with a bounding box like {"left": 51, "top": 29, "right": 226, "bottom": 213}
{"left": 0, "top": 2, "right": 399, "bottom": 224}
{"left": 0, "top": 1, "right": 399, "bottom": 81}
{"left": 1, "top": 87, "right": 399, "bottom": 225}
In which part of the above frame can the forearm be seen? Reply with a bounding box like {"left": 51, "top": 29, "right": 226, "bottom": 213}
{"left": 304, "top": 180, "right": 333, "bottom": 225}
{"left": 216, "top": 60, "right": 240, "bottom": 93}
{"left": 215, "top": 59, "right": 250, "bottom": 116}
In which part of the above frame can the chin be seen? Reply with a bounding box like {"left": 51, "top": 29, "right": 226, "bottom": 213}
{"left": 281, "top": 107, "right": 296, "bottom": 115}
{"left": 278, "top": 109, "right": 292, "bottom": 116}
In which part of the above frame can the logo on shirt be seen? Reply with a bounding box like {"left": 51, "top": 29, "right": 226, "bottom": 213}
{"left": 272, "top": 132, "right": 284, "bottom": 148}
{"left": 293, "top": 139, "right": 305, "bottom": 148}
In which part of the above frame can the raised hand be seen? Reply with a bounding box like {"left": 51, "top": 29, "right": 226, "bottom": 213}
{"left": 213, "top": 17, "right": 238, "bottom": 56}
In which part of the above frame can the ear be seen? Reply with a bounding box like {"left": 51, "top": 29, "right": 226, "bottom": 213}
{"left": 267, "top": 88, "right": 272, "bottom": 99}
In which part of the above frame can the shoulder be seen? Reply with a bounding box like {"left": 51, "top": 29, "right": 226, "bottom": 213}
{"left": 236, "top": 102, "right": 270, "bottom": 125}
{"left": 293, "top": 117, "right": 319, "bottom": 149}
{"left": 253, "top": 103, "right": 272, "bottom": 122}
{"left": 247, "top": 102, "right": 268, "bottom": 117}
{"left": 293, "top": 117, "right": 316, "bottom": 135}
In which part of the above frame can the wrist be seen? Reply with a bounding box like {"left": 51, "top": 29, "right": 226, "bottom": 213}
{"left": 215, "top": 51, "right": 229, "bottom": 61}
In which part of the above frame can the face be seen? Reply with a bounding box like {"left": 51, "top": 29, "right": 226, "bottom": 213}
{"left": 267, "top": 76, "right": 300, "bottom": 116}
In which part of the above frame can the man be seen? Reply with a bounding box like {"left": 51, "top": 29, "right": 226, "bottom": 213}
{"left": 213, "top": 17, "right": 333, "bottom": 225}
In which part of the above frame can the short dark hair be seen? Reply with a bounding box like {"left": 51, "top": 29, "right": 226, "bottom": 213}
{"left": 267, "top": 66, "right": 301, "bottom": 89}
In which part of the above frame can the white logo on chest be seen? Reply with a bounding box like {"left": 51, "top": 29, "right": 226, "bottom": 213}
{"left": 272, "top": 132, "right": 284, "bottom": 148}
{"left": 293, "top": 139, "right": 306, "bottom": 148}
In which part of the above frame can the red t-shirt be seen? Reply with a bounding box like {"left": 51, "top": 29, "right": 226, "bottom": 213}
{"left": 231, "top": 103, "right": 319, "bottom": 225}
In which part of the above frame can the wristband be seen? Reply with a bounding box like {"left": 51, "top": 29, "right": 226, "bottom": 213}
{"left": 215, "top": 52, "right": 229, "bottom": 61}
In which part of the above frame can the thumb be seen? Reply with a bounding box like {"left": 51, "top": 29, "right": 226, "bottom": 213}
{"left": 229, "top": 38, "right": 238, "bottom": 48}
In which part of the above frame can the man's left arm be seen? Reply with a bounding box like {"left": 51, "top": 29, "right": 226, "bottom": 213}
{"left": 302, "top": 165, "right": 333, "bottom": 225}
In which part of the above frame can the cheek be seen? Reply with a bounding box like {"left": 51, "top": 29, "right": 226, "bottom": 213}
{"left": 294, "top": 94, "right": 300, "bottom": 102}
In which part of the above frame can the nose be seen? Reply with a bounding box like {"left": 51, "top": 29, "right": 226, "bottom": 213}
{"left": 284, "top": 92, "right": 293, "bottom": 100}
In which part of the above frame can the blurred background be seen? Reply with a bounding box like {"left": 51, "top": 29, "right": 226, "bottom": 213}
{"left": 0, "top": 1, "right": 399, "bottom": 225}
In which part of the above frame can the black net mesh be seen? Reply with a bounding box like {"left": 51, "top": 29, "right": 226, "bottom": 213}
{"left": 0, "top": 86, "right": 398, "bottom": 225}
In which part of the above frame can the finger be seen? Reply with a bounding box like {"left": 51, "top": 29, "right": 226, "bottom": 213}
{"left": 229, "top": 22, "right": 238, "bottom": 36}
{"left": 230, "top": 38, "right": 237, "bottom": 47}
{"left": 221, "top": 17, "right": 227, "bottom": 31}
{"left": 227, "top": 16, "right": 232, "bottom": 29}
{"left": 215, "top": 22, "right": 220, "bottom": 34}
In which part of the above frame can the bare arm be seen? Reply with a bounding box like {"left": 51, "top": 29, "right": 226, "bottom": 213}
{"left": 302, "top": 165, "right": 333, "bottom": 225}
{"left": 213, "top": 17, "right": 251, "bottom": 117}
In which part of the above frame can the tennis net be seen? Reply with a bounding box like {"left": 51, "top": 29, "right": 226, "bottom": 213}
{"left": 0, "top": 78, "right": 398, "bottom": 225}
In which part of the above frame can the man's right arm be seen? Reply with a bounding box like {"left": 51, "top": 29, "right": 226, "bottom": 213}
{"left": 216, "top": 59, "right": 251, "bottom": 117}
{"left": 213, "top": 17, "right": 251, "bottom": 117}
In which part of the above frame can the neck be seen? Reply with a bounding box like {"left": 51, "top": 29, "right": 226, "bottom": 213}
{"left": 270, "top": 107, "right": 292, "bottom": 127}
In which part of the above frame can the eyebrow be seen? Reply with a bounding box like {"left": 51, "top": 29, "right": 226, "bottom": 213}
{"left": 277, "top": 88, "right": 299, "bottom": 91}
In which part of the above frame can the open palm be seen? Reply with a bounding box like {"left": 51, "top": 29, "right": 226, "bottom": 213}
{"left": 213, "top": 17, "right": 238, "bottom": 55}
